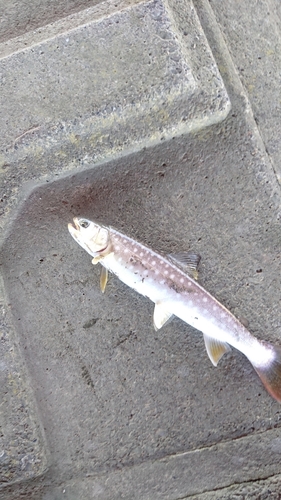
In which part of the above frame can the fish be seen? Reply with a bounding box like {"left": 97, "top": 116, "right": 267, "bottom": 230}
{"left": 68, "top": 216, "right": 281, "bottom": 402}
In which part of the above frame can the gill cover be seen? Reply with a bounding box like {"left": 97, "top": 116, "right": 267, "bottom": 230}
{"left": 68, "top": 217, "right": 110, "bottom": 257}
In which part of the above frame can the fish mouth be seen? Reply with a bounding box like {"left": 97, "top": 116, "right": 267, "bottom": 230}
{"left": 72, "top": 217, "right": 80, "bottom": 231}
{"left": 68, "top": 217, "right": 80, "bottom": 233}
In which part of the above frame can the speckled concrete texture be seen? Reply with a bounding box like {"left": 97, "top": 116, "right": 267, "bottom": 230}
{"left": 0, "top": 282, "right": 48, "bottom": 485}
{"left": 0, "top": 0, "right": 105, "bottom": 43}
{"left": 1, "top": 0, "right": 281, "bottom": 498}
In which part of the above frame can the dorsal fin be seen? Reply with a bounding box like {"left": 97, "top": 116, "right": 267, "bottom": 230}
{"left": 168, "top": 252, "right": 201, "bottom": 280}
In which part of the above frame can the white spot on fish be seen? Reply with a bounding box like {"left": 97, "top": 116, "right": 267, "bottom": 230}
{"left": 164, "top": 270, "right": 168, "bottom": 275}
{"left": 115, "top": 245, "right": 120, "bottom": 251}
{"left": 140, "top": 252, "right": 144, "bottom": 257}
{"left": 160, "top": 280, "right": 165, "bottom": 285}
{"left": 124, "top": 248, "right": 129, "bottom": 254}
{"left": 170, "top": 274, "right": 175, "bottom": 279}
{"left": 203, "top": 297, "right": 208, "bottom": 303}
{"left": 180, "top": 278, "right": 184, "bottom": 283}
{"left": 188, "top": 282, "right": 192, "bottom": 286}
{"left": 133, "top": 248, "right": 137, "bottom": 253}
{"left": 152, "top": 260, "right": 156, "bottom": 266}
{"left": 213, "top": 305, "right": 218, "bottom": 311}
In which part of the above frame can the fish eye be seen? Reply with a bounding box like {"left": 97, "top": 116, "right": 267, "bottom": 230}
{"left": 79, "top": 219, "right": 90, "bottom": 229}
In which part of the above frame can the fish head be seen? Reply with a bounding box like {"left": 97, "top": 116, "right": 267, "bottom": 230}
{"left": 68, "top": 217, "right": 111, "bottom": 257}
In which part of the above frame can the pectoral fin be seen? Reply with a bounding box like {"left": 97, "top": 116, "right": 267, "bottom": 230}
{"left": 153, "top": 303, "right": 173, "bottom": 331}
{"left": 92, "top": 256, "right": 102, "bottom": 265}
{"left": 100, "top": 266, "right": 108, "bottom": 293}
{"left": 168, "top": 252, "right": 201, "bottom": 280}
{"left": 203, "top": 333, "right": 231, "bottom": 366}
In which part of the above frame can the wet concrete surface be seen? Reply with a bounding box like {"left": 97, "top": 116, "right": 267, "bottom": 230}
{"left": 1, "top": 0, "right": 281, "bottom": 498}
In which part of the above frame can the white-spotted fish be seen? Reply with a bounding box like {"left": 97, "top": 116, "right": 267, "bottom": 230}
{"left": 68, "top": 217, "right": 281, "bottom": 402}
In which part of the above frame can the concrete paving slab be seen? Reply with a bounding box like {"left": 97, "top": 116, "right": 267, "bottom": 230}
{"left": 10, "top": 428, "right": 281, "bottom": 499}
{"left": 0, "top": 0, "right": 230, "bottom": 229}
{"left": 0, "top": 279, "right": 48, "bottom": 485}
{"left": 1, "top": 0, "right": 281, "bottom": 498}
{"left": 2, "top": 104, "right": 281, "bottom": 498}
{"left": 206, "top": 0, "right": 281, "bottom": 183}
{"left": 187, "top": 474, "right": 281, "bottom": 500}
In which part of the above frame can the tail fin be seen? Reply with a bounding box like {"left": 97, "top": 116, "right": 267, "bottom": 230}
{"left": 252, "top": 344, "right": 281, "bottom": 402}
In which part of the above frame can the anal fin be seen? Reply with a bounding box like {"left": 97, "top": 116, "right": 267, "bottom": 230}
{"left": 203, "top": 333, "right": 231, "bottom": 366}
{"left": 153, "top": 303, "right": 173, "bottom": 331}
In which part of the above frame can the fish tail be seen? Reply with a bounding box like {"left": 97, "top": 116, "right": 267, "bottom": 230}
{"left": 250, "top": 343, "right": 281, "bottom": 402}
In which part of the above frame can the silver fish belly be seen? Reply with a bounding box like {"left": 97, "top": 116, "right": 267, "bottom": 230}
{"left": 68, "top": 217, "right": 281, "bottom": 403}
